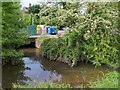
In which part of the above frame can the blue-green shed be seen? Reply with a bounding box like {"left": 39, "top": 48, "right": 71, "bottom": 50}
{"left": 27, "top": 25, "right": 36, "bottom": 35}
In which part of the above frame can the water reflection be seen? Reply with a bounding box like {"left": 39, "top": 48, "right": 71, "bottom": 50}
{"left": 2, "top": 61, "right": 31, "bottom": 88}
{"left": 3, "top": 48, "right": 112, "bottom": 88}
{"left": 22, "top": 56, "right": 62, "bottom": 85}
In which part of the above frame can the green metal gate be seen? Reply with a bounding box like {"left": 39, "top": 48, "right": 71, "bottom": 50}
{"left": 27, "top": 25, "right": 36, "bottom": 35}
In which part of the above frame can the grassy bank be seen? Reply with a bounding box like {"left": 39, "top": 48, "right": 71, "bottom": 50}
{"left": 13, "top": 71, "right": 119, "bottom": 89}
{"left": 89, "top": 71, "right": 119, "bottom": 88}
{"left": 13, "top": 83, "right": 71, "bottom": 88}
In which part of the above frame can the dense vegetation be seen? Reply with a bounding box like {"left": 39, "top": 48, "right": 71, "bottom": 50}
{"left": 39, "top": 3, "right": 80, "bottom": 28}
{"left": 13, "top": 71, "right": 119, "bottom": 88}
{"left": 41, "top": 34, "right": 80, "bottom": 67}
{"left": 1, "top": 1, "right": 119, "bottom": 89}
{"left": 2, "top": 2, "right": 28, "bottom": 65}
{"left": 40, "top": 2, "right": 119, "bottom": 68}
{"left": 28, "top": 5, "right": 41, "bottom": 14}
{"left": 89, "top": 71, "right": 119, "bottom": 88}
{"left": 13, "top": 82, "right": 71, "bottom": 88}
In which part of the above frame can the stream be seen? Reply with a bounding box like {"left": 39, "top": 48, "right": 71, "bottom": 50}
{"left": 2, "top": 48, "right": 113, "bottom": 88}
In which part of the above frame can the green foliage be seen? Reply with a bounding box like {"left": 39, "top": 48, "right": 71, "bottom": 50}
{"left": 40, "top": 2, "right": 119, "bottom": 68}
{"left": 39, "top": 3, "right": 79, "bottom": 27}
{"left": 68, "top": 2, "right": 119, "bottom": 68}
{"left": 28, "top": 5, "right": 41, "bottom": 14}
{"left": 22, "top": 13, "right": 39, "bottom": 25}
{"left": 13, "top": 82, "right": 71, "bottom": 88}
{"left": 41, "top": 38, "right": 59, "bottom": 60}
{"left": 41, "top": 32, "right": 81, "bottom": 67}
{"left": 22, "top": 13, "right": 32, "bottom": 26}
{"left": 2, "top": 49, "right": 23, "bottom": 59}
{"left": 39, "top": 6, "right": 58, "bottom": 25}
{"left": 26, "top": 4, "right": 41, "bottom": 25}
{"left": 89, "top": 71, "right": 119, "bottom": 88}
{"left": 0, "top": 3, "right": 2, "bottom": 50}
{"left": 38, "top": 36, "right": 48, "bottom": 41}
{"left": 78, "top": 2, "right": 119, "bottom": 67}
{"left": 2, "top": 49, "right": 24, "bottom": 65}
{"left": 2, "top": 2, "right": 28, "bottom": 64}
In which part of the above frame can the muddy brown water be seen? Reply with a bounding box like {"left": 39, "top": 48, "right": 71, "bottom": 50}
{"left": 2, "top": 48, "right": 113, "bottom": 88}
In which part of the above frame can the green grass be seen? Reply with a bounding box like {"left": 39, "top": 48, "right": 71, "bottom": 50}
{"left": 38, "top": 36, "right": 48, "bottom": 41}
{"left": 13, "top": 71, "right": 119, "bottom": 89}
{"left": 89, "top": 71, "right": 119, "bottom": 88}
{"left": 13, "top": 82, "right": 72, "bottom": 88}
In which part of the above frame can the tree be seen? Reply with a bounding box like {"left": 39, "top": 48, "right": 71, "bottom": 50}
{"left": 40, "top": 2, "right": 119, "bottom": 68}
{"left": 74, "top": 2, "right": 119, "bottom": 67}
{"left": 28, "top": 5, "right": 41, "bottom": 14}
{"left": 2, "top": 2, "right": 28, "bottom": 64}
{"left": 38, "top": 2, "right": 80, "bottom": 27}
